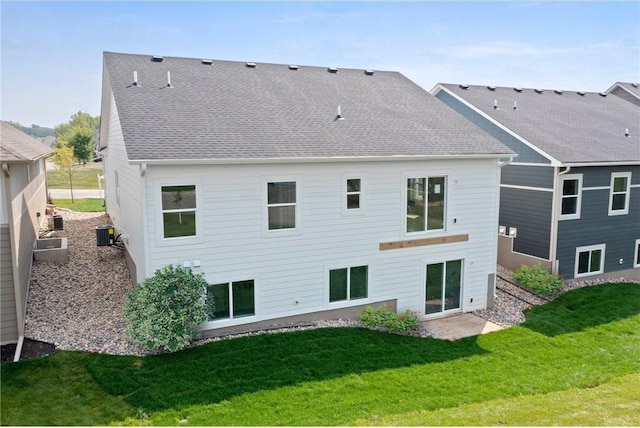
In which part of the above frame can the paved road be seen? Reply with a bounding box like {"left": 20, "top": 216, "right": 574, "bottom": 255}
{"left": 48, "top": 189, "right": 104, "bottom": 199}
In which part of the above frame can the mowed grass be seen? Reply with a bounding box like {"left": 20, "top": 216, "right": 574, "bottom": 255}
{"left": 54, "top": 198, "right": 104, "bottom": 212}
{"left": 47, "top": 164, "right": 103, "bottom": 189}
{"left": 1, "top": 283, "right": 639, "bottom": 426}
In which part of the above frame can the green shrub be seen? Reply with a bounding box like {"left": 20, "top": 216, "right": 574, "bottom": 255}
{"left": 123, "top": 265, "right": 208, "bottom": 352}
{"left": 358, "top": 304, "right": 420, "bottom": 333}
{"left": 512, "top": 263, "right": 564, "bottom": 295}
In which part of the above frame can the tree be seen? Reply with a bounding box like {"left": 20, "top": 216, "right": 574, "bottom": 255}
{"left": 67, "top": 128, "right": 94, "bottom": 165}
{"left": 52, "top": 144, "right": 79, "bottom": 202}
{"left": 54, "top": 111, "right": 100, "bottom": 141}
{"left": 123, "top": 265, "right": 208, "bottom": 352}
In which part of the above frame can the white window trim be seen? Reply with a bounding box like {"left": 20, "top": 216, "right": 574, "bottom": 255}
{"left": 422, "top": 257, "right": 465, "bottom": 319}
{"left": 154, "top": 180, "right": 202, "bottom": 245}
{"left": 326, "top": 263, "right": 371, "bottom": 308}
{"left": 202, "top": 278, "right": 258, "bottom": 329}
{"left": 558, "top": 174, "right": 583, "bottom": 221}
{"left": 342, "top": 174, "right": 365, "bottom": 216}
{"left": 608, "top": 172, "right": 631, "bottom": 216}
{"left": 403, "top": 173, "right": 447, "bottom": 237}
{"left": 262, "top": 177, "right": 301, "bottom": 236}
{"left": 574, "top": 244, "right": 606, "bottom": 278}
{"left": 634, "top": 239, "right": 640, "bottom": 269}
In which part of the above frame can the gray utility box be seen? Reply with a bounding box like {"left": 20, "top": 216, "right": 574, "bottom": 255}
{"left": 96, "top": 225, "right": 115, "bottom": 246}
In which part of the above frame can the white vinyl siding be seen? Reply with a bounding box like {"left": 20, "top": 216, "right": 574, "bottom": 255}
{"left": 608, "top": 172, "right": 631, "bottom": 216}
{"left": 142, "top": 158, "right": 501, "bottom": 329}
{"left": 559, "top": 174, "right": 582, "bottom": 220}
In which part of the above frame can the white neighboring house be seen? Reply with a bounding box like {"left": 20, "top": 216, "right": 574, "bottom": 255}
{"left": 1, "top": 121, "right": 53, "bottom": 352}
{"left": 99, "top": 52, "right": 514, "bottom": 336}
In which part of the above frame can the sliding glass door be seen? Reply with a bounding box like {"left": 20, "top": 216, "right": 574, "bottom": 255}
{"left": 425, "top": 259, "right": 462, "bottom": 316}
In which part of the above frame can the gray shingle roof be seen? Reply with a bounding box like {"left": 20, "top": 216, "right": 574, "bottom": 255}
{"left": 0, "top": 121, "right": 53, "bottom": 162}
{"left": 103, "top": 52, "right": 512, "bottom": 162}
{"left": 437, "top": 84, "right": 640, "bottom": 164}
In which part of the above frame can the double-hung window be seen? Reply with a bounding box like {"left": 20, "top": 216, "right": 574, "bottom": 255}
{"left": 205, "top": 280, "right": 255, "bottom": 321}
{"left": 608, "top": 172, "right": 631, "bottom": 216}
{"left": 329, "top": 265, "right": 368, "bottom": 303}
{"left": 575, "top": 244, "right": 605, "bottom": 278}
{"left": 267, "top": 181, "right": 296, "bottom": 230}
{"left": 346, "top": 178, "right": 361, "bottom": 210}
{"left": 161, "top": 185, "right": 196, "bottom": 238}
{"left": 559, "top": 174, "right": 582, "bottom": 220}
{"left": 406, "top": 176, "right": 445, "bottom": 233}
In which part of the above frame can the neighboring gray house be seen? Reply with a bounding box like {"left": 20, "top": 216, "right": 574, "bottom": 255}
{"left": 99, "top": 52, "right": 514, "bottom": 336}
{"left": 432, "top": 84, "right": 640, "bottom": 281}
{"left": 1, "top": 121, "right": 53, "bottom": 354}
{"left": 605, "top": 82, "right": 640, "bottom": 107}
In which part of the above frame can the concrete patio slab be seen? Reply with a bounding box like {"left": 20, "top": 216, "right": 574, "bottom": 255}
{"left": 423, "top": 313, "right": 504, "bottom": 340}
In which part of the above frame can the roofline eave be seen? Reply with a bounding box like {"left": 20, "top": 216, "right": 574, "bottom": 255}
{"left": 127, "top": 152, "right": 517, "bottom": 166}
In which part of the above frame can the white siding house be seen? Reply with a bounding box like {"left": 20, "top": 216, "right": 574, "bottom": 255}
{"left": 99, "top": 52, "right": 513, "bottom": 336}
{"left": 1, "top": 121, "right": 53, "bottom": 353}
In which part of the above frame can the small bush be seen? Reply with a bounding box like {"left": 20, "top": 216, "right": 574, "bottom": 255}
{"left": 358, "top": 304, "right": 420, "bottom": 333}
{"left": 123, "top": 265, "right": 208, "bottom": 352}
{"left": 512, "top": 263, "right": 564, "bottom": 295}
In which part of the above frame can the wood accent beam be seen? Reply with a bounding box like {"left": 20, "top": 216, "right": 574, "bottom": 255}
{"left": 379, "top": 234, "right": 469, "bottom": 251}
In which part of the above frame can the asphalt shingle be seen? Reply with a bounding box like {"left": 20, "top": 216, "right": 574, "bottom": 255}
{"left": 0, "top": 121, "right": 53, "bottom": 163}
{"left": 103, "top": 52, "right": 513, "bottom": 162}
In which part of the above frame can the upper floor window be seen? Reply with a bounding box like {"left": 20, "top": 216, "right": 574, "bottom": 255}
{"left": 407, "top": 176, "right": 445, "bottom": 233}
{"left": 608, "top": 172, "right": 631, "bottom": 216}
{"left": 559, "top": 174, "right": 582, "bottom": 220}
{"left": 346, "top": 178, "right": 361, "bottom": 210}
{"left": 267, "top": 181, "right": 296, "bottom": 230}
{"left": 161, "top": 185, "right": 196, "bottom": 238}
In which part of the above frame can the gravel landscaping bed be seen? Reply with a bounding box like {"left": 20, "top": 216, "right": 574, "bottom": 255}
{"left": 13, "top": 209, "right": 637, "bottom": 360}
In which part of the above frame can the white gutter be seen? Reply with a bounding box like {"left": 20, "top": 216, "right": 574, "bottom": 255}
{"left": 549, "top": 166, "right": 572, "bottom": 273}
{"left": 127, "top": 153, "right": 516, "bottom": 166}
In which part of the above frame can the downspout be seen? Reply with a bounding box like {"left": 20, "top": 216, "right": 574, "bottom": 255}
{"left": 2, "top": 163, "right": 24, "bottom": 362}
{"left": 549, "top": 166, "right": 571, "bottom": 273}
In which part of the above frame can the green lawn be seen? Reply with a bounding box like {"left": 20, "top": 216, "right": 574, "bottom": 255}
{"left": 54, "top": 198, "right": 104, "bottom": 212}
{"left": 47, "top": 164, "right": 103, "bottom": 189}
{"left": 1, "top": 282, "right": 639, "bottom": 426}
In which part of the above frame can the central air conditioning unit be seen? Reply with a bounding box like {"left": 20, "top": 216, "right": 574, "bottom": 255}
{"left": 96, "top": 225, "right": 115, "bottom": 246}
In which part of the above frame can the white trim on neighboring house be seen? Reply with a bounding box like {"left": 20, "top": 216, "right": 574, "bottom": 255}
{"left": 574, "top": 244, "right": 606, "bottom": 278}
{"left": 558, "top": 173, "right": 583, "bottom": 221}
{"left": 604, "top": 82, "right": 640, "bottom": 100}
{"left": 608, "top": 172, "right": 631, "bottom": 216}
{"left": 430, "top": 84, "right": 561, "bottom": 166}
{"left": 500, "top": 184, "right": 554, "bottom": 193}
{"left": 634, "top": 239, "right": 640, "bottom": 268}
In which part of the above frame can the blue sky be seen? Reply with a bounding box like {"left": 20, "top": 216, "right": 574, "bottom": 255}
{"left": 2, "top": 1, "right": 639, "bottom": 128}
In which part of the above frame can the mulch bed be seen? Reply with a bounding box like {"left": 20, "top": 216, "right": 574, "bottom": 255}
{"left": 1, "top": 338, "right": 56, "bottom": 362}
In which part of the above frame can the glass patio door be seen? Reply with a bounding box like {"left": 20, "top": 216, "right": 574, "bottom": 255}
{"left": 425, "top": 259, "right": 462, "bottom": 316}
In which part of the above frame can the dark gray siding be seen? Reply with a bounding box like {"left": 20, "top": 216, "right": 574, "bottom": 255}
{"left": 499, "top": 187, "right": 552, "bottom": 259}
{"left": 1, "top": 225, "right": 17, "bottom": 343}
{"left": 436, "top": 90, "right": 552, "bottom": 164}
{"left": 502, "top": 164, "right": 555, "bottom": 189}
{"left": 557, "top": 166, "right": 640, "bottom": 279}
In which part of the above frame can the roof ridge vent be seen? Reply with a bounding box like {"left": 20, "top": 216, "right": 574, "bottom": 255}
{"left": 554, "top": 89, "right": 563, "bottom": 94}
{"left": 598, "top": 92, "right": 607, "bottom": 97}
{"left": 132, "top": 71, "right": 139, "bottom": 87}
{"left": 245, "top": 62, "right": 257, "bottom": 68}
{"left": 459, "top": 84, "right": 469, "bottom": 90}
{"left": 328, "top": 67, "right": 338, "bottom": 73}
{"left": 201, "top": 59, "right": 213, "bottom": 65}
{"left": 577, "top": 91, "right": 586, "bottom": 96}
{"left": 631, "top": 83, "right": 639, "bottom": 88}
{"left": 487, "top": 86, "right": 496, "bottom": 91}
{"left": 364, "top": 69, "right": 375, "bottom": 76}
{"left": 151, "top": 55, "right": 164, "bottom": 62}
{"left": 513, "top": 87, "right": 523, "bottom": 92}
{"left": 534, "top": 89, "right": 544, "bottom": 94}
{"left": 288, "top": 65, "right": 299, "bottom": 70}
